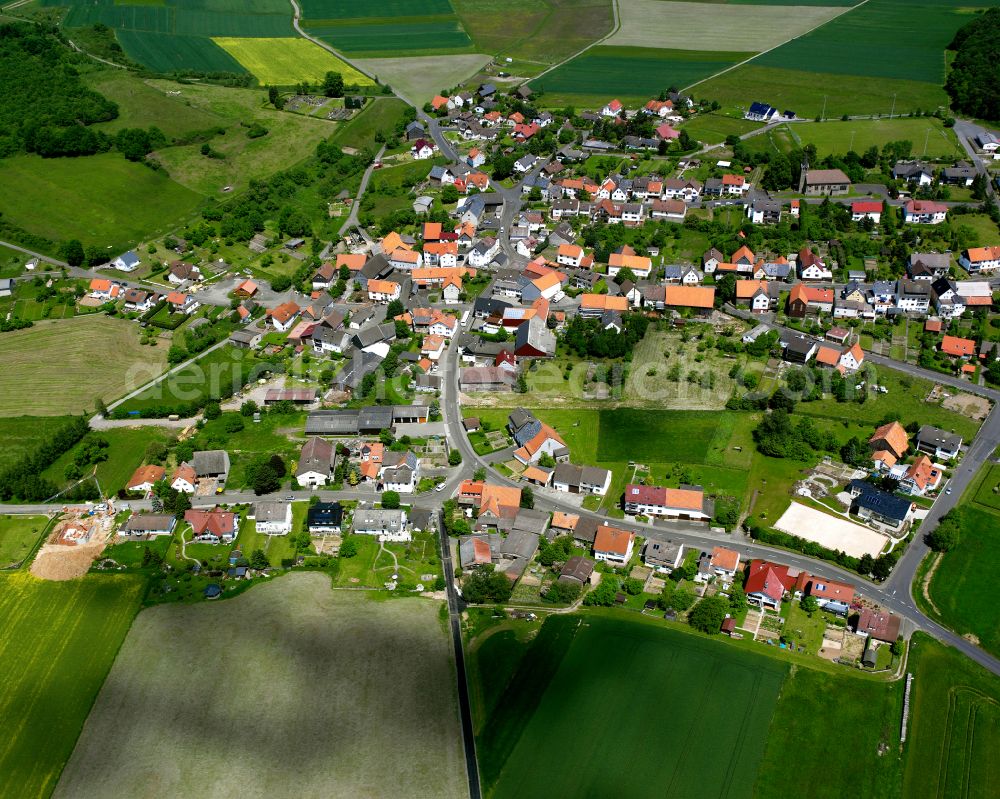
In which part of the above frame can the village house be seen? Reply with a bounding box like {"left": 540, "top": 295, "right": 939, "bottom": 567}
{"left": 868, "top": 420, "right": 909, "bottom": 469}
{"left": 354, "top": 508, "right": 410, "bottom": 542}
{"left": 904, "top": 200, "right": 947, "bottom": 225}
{"left": 185, "top": 508, "right": 238, "bottom": 545}
{"left": 622, "top": 484, "right": 708, "bottom": 521}
{"left": 296, "top": 437, "right": 334, "bottom": 488}
{"left": 552, "top": 463, "right": 612, "bottom": 496}
{"left": 800, "top": 168, "right": 851, "bottom": 196}
{"left": 593, "top": 525, "right": 634, "bottom": 565}
{"left": 251, "top": 501, "right": 293, "bottom": 535}
{"left": 915, "top": 425, "right": 962, "bottom": 460}
{"left": 126, "top": 464, "right": 165, "bottom": 493}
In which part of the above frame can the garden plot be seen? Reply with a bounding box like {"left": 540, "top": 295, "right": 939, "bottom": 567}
{"left": 775, "top": 502, "right": 888, "bottom": 558}
{"left": 606, "top": 0, "right": 845, "bottom": 50}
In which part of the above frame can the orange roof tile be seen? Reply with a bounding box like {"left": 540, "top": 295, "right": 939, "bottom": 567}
{"left": 594, "top": 525, "right": 633, "bottom": 555}
{"left": 941, "top": 335, "right": 975, "bottom": 357}
{"left": 664, "top": 285, "right": 714, "bottom": 309}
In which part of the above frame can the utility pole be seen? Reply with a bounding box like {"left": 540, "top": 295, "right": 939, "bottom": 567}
{"left": 821, "top": 95, "right": 827, "bottom": 121}
{"left": 890, "top": 93, "right": 896, "bottom": 119}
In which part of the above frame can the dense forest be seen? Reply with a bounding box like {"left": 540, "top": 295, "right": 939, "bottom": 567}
{"left": 0, "top": 22, "right": 119, "bottom": 157}
{"left": 946, "top": 8, "right": 1000, "bottom": 121}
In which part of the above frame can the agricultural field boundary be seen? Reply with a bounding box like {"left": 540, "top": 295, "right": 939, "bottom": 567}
{"left": 684, "top": 0, "right": 869, "bottom": 92}
{"left": 524, "top": 0, "right": 621, "bottom": 86}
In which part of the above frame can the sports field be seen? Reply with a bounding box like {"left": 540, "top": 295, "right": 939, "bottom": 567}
{"left": 607, "top": 0, "right": 845, "bottom": 50}
{"left": 478, "top": 613, "right": 787, "bottom": 798}
{"left": 531, "top": 46, "right": 754, "bottom": 102}
{"left": 748, "top": 117, "right": 963, "bottom": 160}
{"left": 213, "top": 37, "right": 374, "bottom": 85}
{"left": 0, "top": 153, "right": 203, "bottom": 252}
{"left": 55, "top": 574, "right": 467, "bottom": 799}
{"left": 0, "top": 515, "right": 50, "bottom": 570}
{"left": 775, "top": 502, "right": 888, "bottom": 559}
{"left": 681, "top": 113, "right": 761, "bottom": 144}
{"left": 0, "top": 315, "right": 168, "bottom": 416}
{"left": 903, "top": 634, "right": 1000, "bottom": 799}
{"left": 0, "top": 573, "right": 145, "bottom": 799}
{"left": 357, "top": 54, "right": 491, "bottom": 103}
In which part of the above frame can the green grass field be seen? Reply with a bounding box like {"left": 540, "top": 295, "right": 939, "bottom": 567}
{"left": 116, "top": 344, "right": 264, "bottom": 416}
{"left": 0, "top": 315, "right": 169, "bottom": 417}
{"left": 596, "top": 408, "right": 726, "bottom": 463}
{"left": 83, "top": 70, "right": 230, "bottom": 139}
{"left": 695, "top": 64, "right": 950, "bottom": 119}
{"left": 531, "top": 46, "right": 754, "bottom": 103}
{"left": 300, "top": 0, "right": 453, "bottom": 19}
{"left": 478, "top": 613, "right": 787, "bottom": 798}
{"left": 0, "top": 153, "right": 203, "bottom": 253}
{"left": 926, "top": 462, "right": 1000, "bottom": 660}
{"left": 0, "top": 572, "right": 145, "bottom": 799}
{"left": 903, "top": 633, "right": 1000, "bottom": 799}
{"left": 0, "top": 515, "right": 50, "bottom": 570}
{"left": 304, "top": 19, "right": 474, "bottom": 56}
{"left": 53, "top": 574, "right": 467, "bottom": 798}
{"left": 0, "top": 416, "right": 73, "bottom": 470}
{"left": 329, "top": 97, "right": 412, "bottom": 150}
{"left": 754, "top": 660, "right": 904, "bottom": 797}
{"left": 213, "top": 37, "right": 375, "bottom": 85}
{"left": 115, "top": 30, "right": 247, "bottom": 73}
{"left": 681, "top": 113, "right": 761, "bottom": 144}
{"left": 793, "top": 367, "right": 982, "bottom": 442}
{"left": 755, "top": 0, "right": 972, "bottom": 85}
{"left": 751, "top": 117, "right": 963, "bottom": 159}
{"left": 42, "top": 427, "right": 175, "bottom": 495}
{"left": 144, "top": 80, "right": 337, "bottom": 196}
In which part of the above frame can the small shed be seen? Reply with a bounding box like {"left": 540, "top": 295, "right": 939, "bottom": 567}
{"left": 204, "top": 584, "right": 222, "bottom": 598}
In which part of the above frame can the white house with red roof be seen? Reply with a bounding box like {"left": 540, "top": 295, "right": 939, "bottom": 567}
{"left": 851, "top": 200, "right": 883, "bottom": 223}
{"left": 593, "top": 525, "right": 634, "bottom": 565}
{"left": 411, "top": 139, "right": 435, "bottom": 159}
{"left": 904, "top": 200, "right": 947, "bottom": 225}
{"left": 601, "top": 99, "right": 623, "bottom": 117}
{"left": 622, "top": 484, "right": 708, "bottom": 520}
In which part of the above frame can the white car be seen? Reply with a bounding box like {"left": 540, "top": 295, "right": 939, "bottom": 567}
{"left": 435, "top": 482, "right": 447, "bottom": 492}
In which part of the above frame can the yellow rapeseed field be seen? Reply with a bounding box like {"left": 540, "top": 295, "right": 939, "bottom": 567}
{"left": 213, "top": 37, "right": 374, "bottom": 86}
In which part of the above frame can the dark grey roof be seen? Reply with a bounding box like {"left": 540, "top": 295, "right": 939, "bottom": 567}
{"left": 512, "top": 508, "right": 550, "bottom": 536}
{"left": 335, "top": 351, "right": 382, "bottom": 391}
{"left": 498, "top": 529, "right": 539, "bottom": 560}
{"left": 558, "top": 555, "right": 595, "bottom": 584}
{"left": 916, "top": 425, "right": 962, "bottom": 451}
{"left": 849, "top": 480, "right": 912, "bottom": 522}
{"left": 643, "top": 538, "right": 682, "bottom": 568}
{"left": 253, "top": 501, "right": 290, "bottom": 522}
{"left": 358, "top": 405, "right": 394, "bottom": 431}
{"left": 305, "top": 410, "right": 360, "bottom": 435}
{"left": 192, "top": 450, "right": 228, "bottom": 476}
{"left": 308, "top": 502, "right": 343, "bottom": 528}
